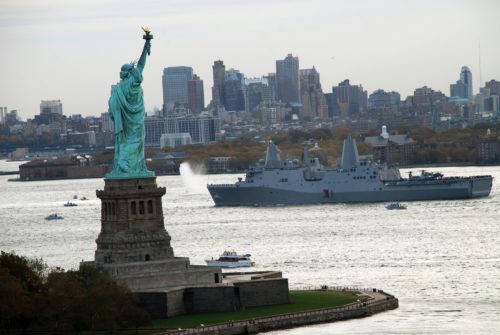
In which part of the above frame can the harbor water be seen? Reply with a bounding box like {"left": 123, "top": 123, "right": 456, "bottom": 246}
{"left": 0, "top": 160, "right": 499, "bottom": 334}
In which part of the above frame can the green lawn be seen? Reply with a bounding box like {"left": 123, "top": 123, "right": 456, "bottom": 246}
{"left": 152, "top": 290, "right": 359, "bottom": 329}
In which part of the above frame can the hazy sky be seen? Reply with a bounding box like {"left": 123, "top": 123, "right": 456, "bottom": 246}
{"left": 1, "top": 0, "right": 499, "bottom": 119}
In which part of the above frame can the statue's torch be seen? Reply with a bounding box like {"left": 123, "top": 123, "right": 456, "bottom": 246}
{"left": 142, "top": 27, "right": 153, "bottom": 55}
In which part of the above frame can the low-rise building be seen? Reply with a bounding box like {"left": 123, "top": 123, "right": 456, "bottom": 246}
{"left": 364, "top": 126, "right": 418, "bottom": 165}
{"left": 207, "top": 156, "right": 233, "bottom": 173}
{"left": 160, "top": 133, "right": 192, "bottom": 148}
{"left": 476, "top": 139, "right": 498, "bottom": 162}
{"left": 145, "top": 113, "right": 220, "bottom": 147}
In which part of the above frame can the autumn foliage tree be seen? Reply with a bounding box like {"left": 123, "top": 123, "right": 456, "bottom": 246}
{"left": 0, "top": 252, "right": 150, "bottom": 333}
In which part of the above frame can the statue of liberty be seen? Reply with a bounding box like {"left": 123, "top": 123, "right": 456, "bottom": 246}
{"left": 106, "top": 27, "right": 155, "bottom": 179}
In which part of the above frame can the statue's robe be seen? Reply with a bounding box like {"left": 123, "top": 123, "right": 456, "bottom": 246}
{"left": 107, "top": 68, "right": 153, "bottom": 178}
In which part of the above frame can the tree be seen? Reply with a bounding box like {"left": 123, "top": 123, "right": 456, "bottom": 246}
{"left": 310, "top": 128, "right": 333, "bottom": 140}
{"left": 0, "top": 251, "right": 47, "bottom": 293}
{"left": 287, "top": 129, "right": 307, "bottom": 144}
{"left": 428, "top": 150, "right": 447, "bottom": 164}
{"left": 75, "top": 265, "right": 150, "bottom": 332}
{"left": 0, "top": 268, "right": 31, "bottom": 332}
{"left": 115, "top": 290, "right": 150, "bottom": 331}
{"left": 333, "top": 128, "right": 350, "bottom": 140}
{"left": 410, "top": 127, "right": 436, "bottom": 144}
{"left": 43, "top": 270, "right": 86, "bottom": 332}
{"left": 396, "top": 125, "right": 410, "bottom": 135}
{"left": 0, "top": 253, "right": 151, "bottom": 333}
{"left": 0, "top": 252, "right": 47, "bottom": 333}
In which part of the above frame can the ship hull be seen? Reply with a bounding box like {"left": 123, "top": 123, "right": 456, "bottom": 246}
{"left": 207, "top": 176, "right": 492, "bottom": 206}
{"left": 205, "top": 260, "right": 253, "bottom": 268}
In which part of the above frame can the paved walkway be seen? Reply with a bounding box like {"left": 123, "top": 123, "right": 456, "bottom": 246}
{"left": 362, "top": 290, "right": 390, "bottom": 301}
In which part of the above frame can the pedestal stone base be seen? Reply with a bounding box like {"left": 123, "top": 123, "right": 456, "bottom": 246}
{"left": 87, "top": 177, "right": 222, "bottom": 291}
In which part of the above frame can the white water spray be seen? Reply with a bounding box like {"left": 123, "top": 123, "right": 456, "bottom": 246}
{"left": 179, "top": 161, "right": 207, "bottom": 194}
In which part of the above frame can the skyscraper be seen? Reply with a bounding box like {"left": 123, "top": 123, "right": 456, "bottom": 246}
{"left": 211, "top": 60, "right": 226, "bottom": 109}
{"left": 450, "top": 80, "right": 467, "bottom": 99}
{"left": 299, "top": 67, "right": 328, "bottom": 120}
{"left": 324, "top": 93, "right": 337, "bottom": 117}
{"left": 162, "top": 66, "right": 193, "bottom": 113}
{"left": 40, "top": 100, "right": 63, "bottom": 115}
{"left": 460, "top": 66, "right": 473, "bottom": 100}
{"left": 188, "top": 74, "right": 205, "bottom": 114}
{"left": 485, "top": 80, "right": 500, "bottom": 96}
{"left": 245, "top": 78, "right": 274, "bottom": 118}
{"left": 368, "top": 89, "right": 401, "bottom": 109}
{"left": 276, "top": 54, "right": 300, "bottom": 104}
{"left": 35, "top": 100, "right": 65, "bottom": 126}
{"left": 223, "top": 69, "right": 245, "bottom": 112}
{"left": 265, "top": 73, "right": 277, "bottom": 101}
{"left": 450, "top": 66, "right": 473, "bottom": 100}
{"left": 331, "top": 80, "right": 367, "bottom": 116}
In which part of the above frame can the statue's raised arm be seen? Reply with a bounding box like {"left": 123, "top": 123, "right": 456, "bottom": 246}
{"left": 137, "top": 26, "right": 153, "bottom": 74}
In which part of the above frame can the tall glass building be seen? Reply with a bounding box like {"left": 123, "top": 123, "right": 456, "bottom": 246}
{"left": 460, "top": 66, "right": 473, "bottom": 100}
{"left": 162, "top": 66, "right": 193, "bottom": 113}
{"left": 450, "top": 66, "right": 473, "bottom": 100}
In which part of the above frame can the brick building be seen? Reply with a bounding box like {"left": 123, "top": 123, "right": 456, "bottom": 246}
{"left": 476, "top": 140, "right": 498, "bottom": 162}
{"left": 364, "top": 126, "right": 417, "bottom": 165}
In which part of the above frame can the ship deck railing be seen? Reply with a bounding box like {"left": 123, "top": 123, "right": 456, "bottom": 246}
{"left": 384, "top": 175, "right": 492, "bottom": 186}
{"left": 207, "top": 183, "right": 239, "bottom": 187}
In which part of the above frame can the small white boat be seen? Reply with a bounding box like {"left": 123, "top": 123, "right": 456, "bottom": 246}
{"left": 64, "top": 201, "right": 78, "bottom": 207}
{"left": 45, "top": 213, "right": 64, "bottom": 220}
{"left": 205, "top": 251, "right": 255, "bottom": 268}
{"left": 386, "top": 202, "right": 407, "bottom": 210}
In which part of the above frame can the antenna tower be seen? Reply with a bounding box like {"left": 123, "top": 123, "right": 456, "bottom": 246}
{"left": 478, "top": 40, "right": 483, "bottom": 89}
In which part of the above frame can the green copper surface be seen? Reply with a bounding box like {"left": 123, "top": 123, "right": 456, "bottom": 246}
{"left": 106, "top": 30, "right": 155, "bottom": 180}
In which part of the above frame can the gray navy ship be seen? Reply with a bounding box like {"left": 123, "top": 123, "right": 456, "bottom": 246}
{"left": 207, "top": 136, "right": 493, "bottom": 206}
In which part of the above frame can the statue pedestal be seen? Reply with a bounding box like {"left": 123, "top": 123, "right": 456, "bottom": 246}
{"left": 90, "top": 177, "right": 221, "bottom": 291}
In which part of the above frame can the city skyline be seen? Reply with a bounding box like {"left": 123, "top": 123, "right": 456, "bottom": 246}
{"left": 1, "top": 0, "right": 499, "bottom": 119}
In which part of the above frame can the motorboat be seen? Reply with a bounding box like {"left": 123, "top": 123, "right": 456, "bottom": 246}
{"left": 45, "top": 213, "right": 64, "bottom": 220}
{"left": 64, "top": 201, "right": 78, "bottom": 207}
{"left": 205, "top": 251, "right": 255, "bottom": 268}
{"left": 386, "top": 202, "right": 407, "bottom": 210}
